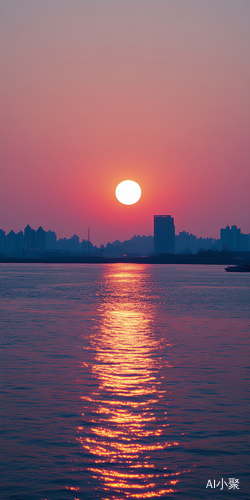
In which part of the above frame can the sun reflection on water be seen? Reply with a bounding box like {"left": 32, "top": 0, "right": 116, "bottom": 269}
{"left": 76, "top": 265, "right": 185, "bottom": 498}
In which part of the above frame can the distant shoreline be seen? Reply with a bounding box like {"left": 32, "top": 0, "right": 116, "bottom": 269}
{"left": 0, "top": 251, "right": 250, "bottom": 265}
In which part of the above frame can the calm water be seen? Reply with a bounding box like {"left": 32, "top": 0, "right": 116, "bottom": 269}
{"left": 0, "top": 264, "right": 249, "bottom": 500}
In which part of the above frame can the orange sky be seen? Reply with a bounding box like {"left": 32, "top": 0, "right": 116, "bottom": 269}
{"left": 1, "top": 1, "right": 250, "bottom": 245}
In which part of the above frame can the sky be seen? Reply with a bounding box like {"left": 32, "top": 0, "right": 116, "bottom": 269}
{"left": 1, "top": 0, "right": 250, "bottom": 246}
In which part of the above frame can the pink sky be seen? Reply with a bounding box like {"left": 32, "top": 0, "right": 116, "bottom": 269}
{"left": 1, "top": 0, "right": 250, "bottom": 245}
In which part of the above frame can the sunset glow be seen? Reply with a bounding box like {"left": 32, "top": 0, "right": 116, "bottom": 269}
{"left": 0, "top": 1, "right": 250, "bottom": 245}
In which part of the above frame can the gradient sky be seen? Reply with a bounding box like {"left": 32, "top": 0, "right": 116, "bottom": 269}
{"left": 1, "top": 0, "right": 250, "bottom": 245}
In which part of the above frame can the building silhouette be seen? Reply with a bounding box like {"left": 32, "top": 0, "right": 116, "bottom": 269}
{"left": 24, "top": 225, "right": 36, "bottom": 257}
{"left": 46, "top": 230, "right": 57, "bottom": 251}
{"left": 154, "top": 215, "right": 175, "bottom": 254}
{"left": 220, "top": 225, "right": 240, "bottom": 251}
{"left": 1, "top": 220, "right": 250, "bottom": 258}
{"left": 6, "top": 230, "right": 24, "bottom": 257}
{"left": 36, "top": 226, "right": 46, "bottom": 254}
{"left": 220, "top": 225, "right": 250, "bottom": 251}
{"left": 0, "top": 229, "right": 6, "bottom": 255}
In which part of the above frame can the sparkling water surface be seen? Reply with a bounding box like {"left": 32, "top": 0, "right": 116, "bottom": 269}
{"left": 0, "top": 264, "right": 249, "bottom": 500}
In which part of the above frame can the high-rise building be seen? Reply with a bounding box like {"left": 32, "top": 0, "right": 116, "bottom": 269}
{"left": 24, "top": 225, "right": 36, "bottom": 257}
{"left": 6, "top": 230, "right": 24, "bottom": 257}
{"left": 0, "top": 229, "right": 6, "bottom": 255}
{"left": 154, "top": 215, "right": 175, "bottom": 254}
{"left": 36, "top": 226, "right": 46, "bottom": 254}
{"left": 220, "top": 225, "right": 241, "bottom": 251}
{"left": 46, "top": 230, "right": 57, "bottom": 251}
{"left": 69, "top": 234, "right": 80, "bottom": 253}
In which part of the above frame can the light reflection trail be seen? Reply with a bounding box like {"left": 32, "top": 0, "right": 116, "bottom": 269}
{"left": 76, "top": 265, "right": 186, "bottom": 498}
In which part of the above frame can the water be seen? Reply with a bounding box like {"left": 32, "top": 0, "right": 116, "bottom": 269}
{"left": 0, "top": 264, "right": 249, "bottom": 500}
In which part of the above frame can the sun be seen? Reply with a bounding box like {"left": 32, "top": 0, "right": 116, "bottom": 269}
{"left": 115, "top": 180, "right": 141, "bottom": 205}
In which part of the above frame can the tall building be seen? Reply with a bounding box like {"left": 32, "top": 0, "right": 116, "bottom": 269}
{"left": 0, "top": 229, "right": 6, "bottom": 255}
{"left": 6, "top": 230, "right": 24, "bottom": 257}
{"left": 36, "top": 226, "right": 46, "bottom": 254}
{"left": 24, "top": 225, "right": 36, "bottom": 257}
{"left": 46, "top": 230, "right": 57, "bottom": 251}
{"left": 69, "top": 234, "right": 80, "bottom": 253}
{"left": 220, "top": 225, "right": 241, "bottom": 251}
{"left": 154, "top": 215, "right": 175, "bottom": 254}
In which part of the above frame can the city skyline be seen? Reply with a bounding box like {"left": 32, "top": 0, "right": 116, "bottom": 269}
{"left": 1, "top": 1, "right": 250, "bottom": 245}
{"left": 1, "top": 219, "right": 250, "bottom": 257}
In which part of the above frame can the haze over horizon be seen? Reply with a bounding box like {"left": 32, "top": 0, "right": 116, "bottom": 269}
{"left": 1, "top": 0, "right": 250, "bottom": 246}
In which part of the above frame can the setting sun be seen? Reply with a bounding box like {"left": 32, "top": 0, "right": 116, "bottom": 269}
{"left": 115, "top": 180, "right": 141, "bottom": 205}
